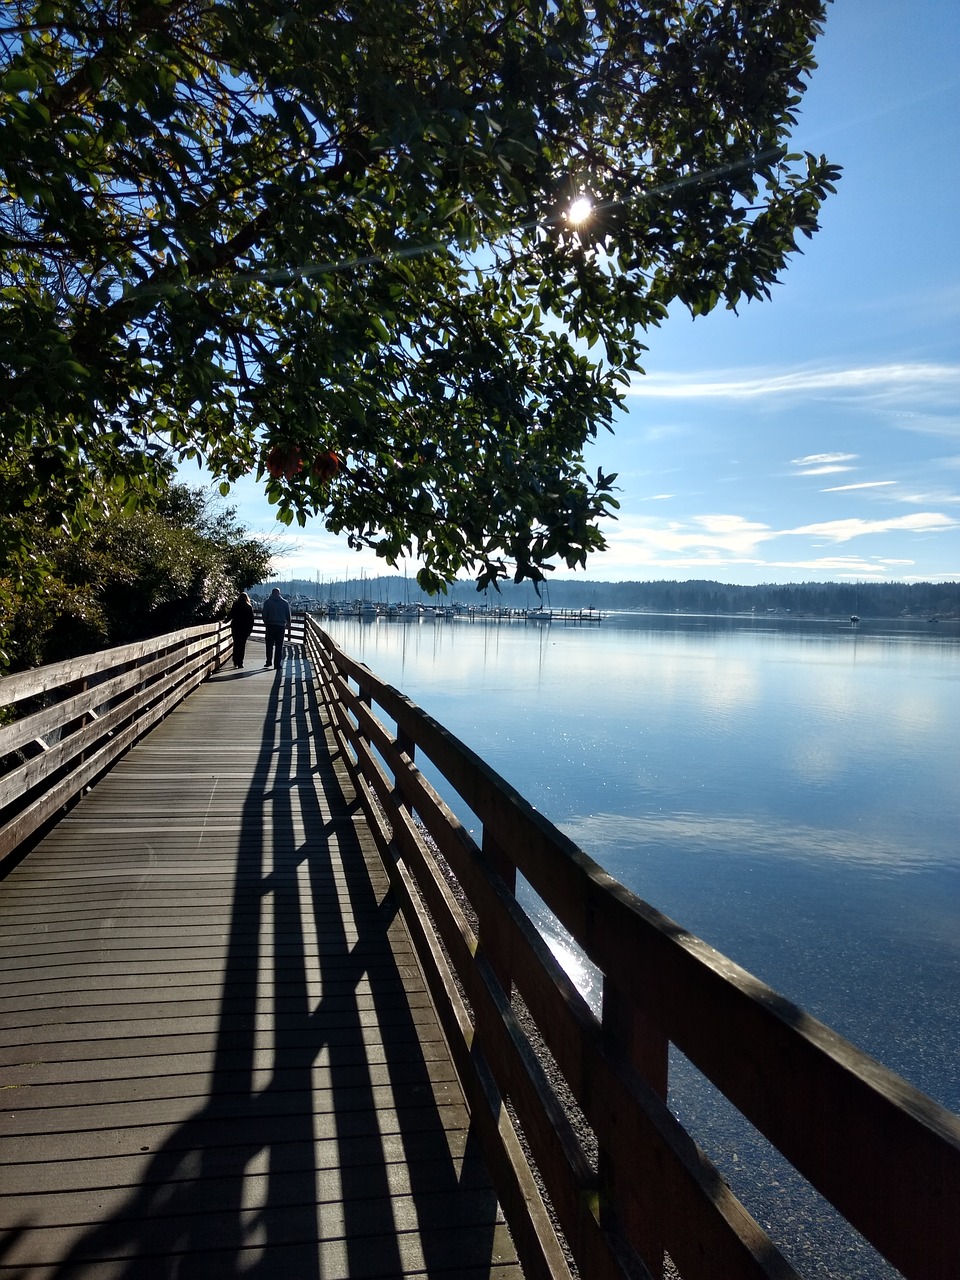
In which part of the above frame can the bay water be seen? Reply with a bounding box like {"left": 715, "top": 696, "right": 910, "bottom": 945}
{"left": 320, "top": 611, "right": 960, "bottom": 1277}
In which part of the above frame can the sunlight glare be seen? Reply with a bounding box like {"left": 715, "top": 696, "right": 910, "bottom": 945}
{"left": 566, "top": 195, "right": 593, "bottom": 226}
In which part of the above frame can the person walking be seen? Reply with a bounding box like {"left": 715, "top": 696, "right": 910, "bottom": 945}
{"left": 227, "top": 591, "right": 255, "bottom": 668}
{"left": 261, "top": 587, "right": 292, "bottom": 670}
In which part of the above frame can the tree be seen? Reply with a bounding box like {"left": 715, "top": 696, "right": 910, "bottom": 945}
{"left": 0, "top": 484, "right": 272, "bottom": 670}
{"left": 1, "top": 0, "right": 839, "bottom": 591}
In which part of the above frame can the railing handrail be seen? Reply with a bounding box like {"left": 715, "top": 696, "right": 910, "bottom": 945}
{"left": 250, "top": 611, "right": 307, "bottom": 643}
{"left": 0, "top": 620, "right": 231, "bottom": 868}
{"left": 0, "top": 621, "right": 223, "bottom": 709}
{"left": 305, "top": 616, "right": 960, "bottom": 1280}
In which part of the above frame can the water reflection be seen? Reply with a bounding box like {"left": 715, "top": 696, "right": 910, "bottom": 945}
{"left": 322, "top": 612, "right": 960, "bottom": 1109}
{"left": 321, "top": 611, "right": 959, "bottom": 1278}
{"left": 559, "top": 810, "right": 955, "bottom": 875}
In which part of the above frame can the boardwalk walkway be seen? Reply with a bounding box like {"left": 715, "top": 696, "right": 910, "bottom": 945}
{"left": 0, "top": 641, "right": 521, "bottom": 1279}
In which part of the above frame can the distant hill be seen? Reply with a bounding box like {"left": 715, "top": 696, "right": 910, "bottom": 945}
{"left": 254, "top": 576, "right": 959, "bottom": 620}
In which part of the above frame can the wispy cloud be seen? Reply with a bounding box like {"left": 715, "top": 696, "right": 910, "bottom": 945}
{"left": 625, "top": 361, "right": 960, "bottom": 404}
{"left": 786, "top": 513, "right": 959, "bottom": 543}
{"left": 572, "top": 505, "right": 960, "bottom": 583}
{"left": 896, "top": 490, "right": 960, "bottom": 506}
{"left": 794, "top": 453, "right": 857, "bottom": 467}
{"left": 883, "top": 411, "right": 960, "bottom": 438}
{"left": 823, "top": 481, "right": 896, "bottom": 492}
{"left": 641, "top": 423, "right": 688, "bottom": 443}
{"left": 557, "top": 533, "right": 919, "bottom": 582}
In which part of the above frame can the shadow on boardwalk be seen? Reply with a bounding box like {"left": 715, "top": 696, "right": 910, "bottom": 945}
{"left": 0, "top": 650, "right": 515, "bottom": 1278}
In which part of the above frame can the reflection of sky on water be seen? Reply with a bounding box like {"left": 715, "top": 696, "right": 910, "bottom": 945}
{"left": 325, "top": 613, "right": 959, "bottom": 1278}
{"left": 560, "top": 810, "right": 954, "bottom": 876}
{"left": 325, "top": 614, "right": 960, "bottom": 1108}
{"left": 558, "top": 809, "right": 960, "bottom": 1110}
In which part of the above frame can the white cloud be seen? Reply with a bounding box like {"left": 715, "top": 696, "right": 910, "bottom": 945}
{"left": 261, "top": 528, "right": 419, "bottom": 581}
{"left": 896, "top": 491, "right": 960, "bottom": 506}
{"left": 601, "top": 509, "right": 959, "bottom": 558}
{"left": 793, "top": 452, "right": 857, "bottom": 466}
{"left": 624, "top": 361, "right": 960, "bottom": 404}
{"left": 641, "top": 423, "right": 687, "bottom": 443}
{"left": 558, "top": 503, "right": 960, "bottom": 584}
{"left": 883, "top": 411, "right": 960, "bottom": 437}
{"left": 823, "top": 481, "right": 896, "bottom": 492}
{"left": 783, "top": 513, "right": 959, "bottom": 543}
{"left": 795, "top": 465, "right": 854, "bottom": 476}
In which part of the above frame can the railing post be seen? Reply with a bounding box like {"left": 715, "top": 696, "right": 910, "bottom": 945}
{"left": 395, "top": 726, "right": 415, "bottom": 791}
{"left": 479, "top": 828, "right": 517, "bottom": 999}
{"left": 61, "top": 676, "right": 89, "bottom": 744}
{"left": 599, "top": 986, "right": 669, "bottom": 1277}
{"left": 214, "top": 620, "right": 229, "bottom": 671}
{"left": 357, "top": 680, "right": 373, "bottom": 758}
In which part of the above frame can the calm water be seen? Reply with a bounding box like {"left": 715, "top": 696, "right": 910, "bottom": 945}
{"left": 321, "top": 611, "right": 960, "bottom": 1277}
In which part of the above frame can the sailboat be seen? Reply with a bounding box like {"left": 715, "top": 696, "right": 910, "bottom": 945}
{"left": 527, "top": 582, "right": 552, "bottom": 622}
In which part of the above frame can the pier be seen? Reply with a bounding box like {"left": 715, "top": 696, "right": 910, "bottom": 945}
{"left": 2, "top": 619, "right": 958, "bottom": 1278}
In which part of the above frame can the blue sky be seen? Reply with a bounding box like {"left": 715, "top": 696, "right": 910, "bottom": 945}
{"left": 219, "top": 0, "right": 960, "bottom": 587}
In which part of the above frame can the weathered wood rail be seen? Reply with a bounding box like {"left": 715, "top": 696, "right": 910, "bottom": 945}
{"left": 304, "top": 616, "right": 960, "bottom": 1280}
{"left": 1, "top": 630, "right": 519, "bottom": 1278}
{"left": 0, "top": 622, "right": 231, "bottom": 869}
{"left": 0, "top": 612, "right": 313, "bottom": 869}
{"left": 3, "top": 618, "right": 959, "bottom": 1279}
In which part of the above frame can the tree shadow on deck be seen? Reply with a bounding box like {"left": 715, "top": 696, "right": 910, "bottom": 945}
{"left": 45, "top": 650, "right": 505, "bottom": 1278}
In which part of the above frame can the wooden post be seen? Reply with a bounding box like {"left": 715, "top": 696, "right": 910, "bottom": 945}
{"left": 479, "top": 828, "right": 517, "bottom": 1000}
{"left": 599, "top": 983, "right": 669, "bottom": 1278}
{"left": 395, "top": 726, "right": 415, "bottom": 789}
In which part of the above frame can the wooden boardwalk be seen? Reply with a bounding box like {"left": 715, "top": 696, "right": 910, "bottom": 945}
{"left": 0, "top": 642, "right": 521, "bottom": 1279}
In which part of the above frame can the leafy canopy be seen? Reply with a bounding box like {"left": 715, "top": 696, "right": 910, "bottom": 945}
{"left": 0, "top": 0, "right": 839, "bottom": 591}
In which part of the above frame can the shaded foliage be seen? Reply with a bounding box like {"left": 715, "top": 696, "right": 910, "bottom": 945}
{"left": 1, "top": 485, "right": 272, "bottom": 670}
{"left": 1, "top": 0, "right": 838, "bottom": 590}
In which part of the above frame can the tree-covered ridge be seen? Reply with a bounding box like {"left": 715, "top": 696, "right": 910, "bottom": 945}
{"left": 2, "top": 0, "right": 838, "bottom": 591}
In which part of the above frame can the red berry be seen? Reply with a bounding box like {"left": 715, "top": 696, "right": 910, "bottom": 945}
{"left": 266, "top": 444, "right": 304, "bottom": 479}
{"left": 312, "top": 450, "right": 340, "bottom": 481}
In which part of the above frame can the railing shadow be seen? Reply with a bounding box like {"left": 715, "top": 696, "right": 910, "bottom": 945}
{"left": 42, "top": 647, "right": 501, "bottom": 1277}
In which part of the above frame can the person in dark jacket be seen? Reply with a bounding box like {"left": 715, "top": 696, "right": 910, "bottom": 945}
{"left": 227, "top": 591, "right": 255, "bottom": 668}
{"left": 260, "top": 587, "right": 292, "bottom": 670}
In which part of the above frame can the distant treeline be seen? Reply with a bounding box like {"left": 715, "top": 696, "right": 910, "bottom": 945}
{"left": 261, "top": 576, "right": 959, "bottom": 619}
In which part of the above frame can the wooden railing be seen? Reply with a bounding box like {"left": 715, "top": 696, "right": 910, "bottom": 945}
{"left": 306, "top": 617, "right": 960, "bottom": 1280}
{"left": 251, "top": 611, "right": 307, "bottom": 645}
{"left": 0, "top": 621, "right": 231, "bottom": 869}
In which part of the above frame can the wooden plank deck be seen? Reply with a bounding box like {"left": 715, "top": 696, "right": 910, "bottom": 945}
{"left": 0, "top": 642, "right": 521, "bottom": 1279}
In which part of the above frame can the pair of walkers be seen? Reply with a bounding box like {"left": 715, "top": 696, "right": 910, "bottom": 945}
{"left": 227, "top": 587, "right": 291, "bottom": 670}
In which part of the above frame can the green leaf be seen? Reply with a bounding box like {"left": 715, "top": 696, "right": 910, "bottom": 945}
{"left": 2, "top": 69, "right": 38, "bottom": 94}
